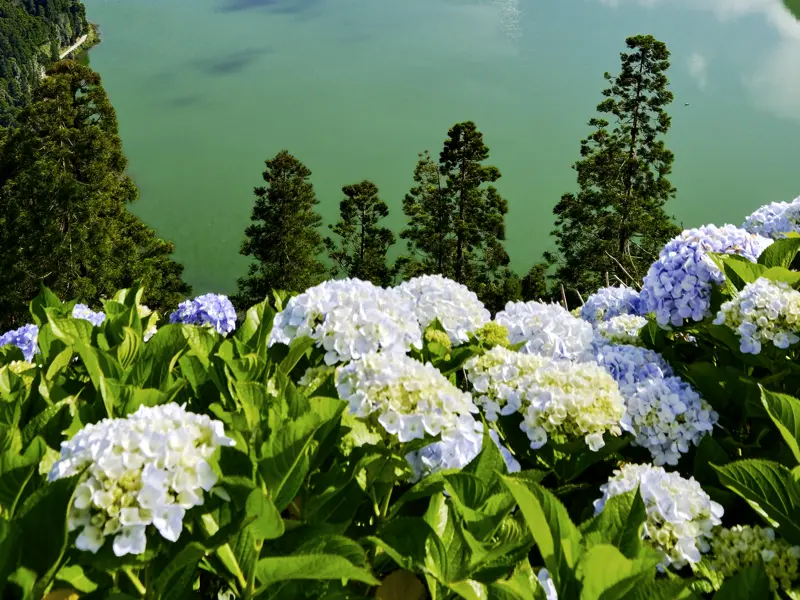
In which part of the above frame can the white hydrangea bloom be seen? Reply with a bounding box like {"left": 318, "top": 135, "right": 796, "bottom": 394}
{"left": 596, "top": 315, "right": 648, "bottom": 346}
{"left": 622, "top": 376, "right": 717, "bottom": 466}
{"left": 714, "top": 278, "right": 800, "bottom": 355}
{"left": 336, "top": 353, "right": 481, "bottom": 476}
{"left": 465, "top": 347, "right": 627, "bottom": 451}
{"left": 595, "top": 464, "right": 723, "bottom": 569}
{"left": 710, "top": 525, "right": 800, "bottom": 592}
{"left": 49, "top": 403, "right": 235, "bottom": 556}
{"left": 742, "top": 197, "right": 800, "bottom": 239}
{"left": 269, "top": 279, "right": 422, "bottom": 365}
{"left": 406, "top": 419, "right": 483, "bottom": 482}
{"left": 396, "top": 275, "right": 490, "bottom": 345}
{"left": 495, "top": 300, "right": 595, "bottom": 361}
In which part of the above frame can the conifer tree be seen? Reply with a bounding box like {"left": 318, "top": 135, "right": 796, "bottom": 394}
{"left": 400, "top": 122, "right": 511, "bottom": 305}
{"left": 324, "top": 180, "right": 395, "bottom": 286}
{"left": 545, "top": 35, "right": 680, "bottom": 300}
{"left": 234, "top": 150, "right": 326, "bottom": 307}
{"left": 0, "top": 61, "right": 189, "bottom": 329}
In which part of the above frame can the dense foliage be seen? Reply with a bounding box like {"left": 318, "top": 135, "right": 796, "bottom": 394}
{"left": 3, "top": 198, "right": 800, "bottom": 598}
{"left": 0, "top": 0, "right": 89, "bottom": 127}
{"left": 0, "top": 61, "right": 190, "bottom": 331}
{"left": 545, "top": 35, "right": 680, "bottom": 302}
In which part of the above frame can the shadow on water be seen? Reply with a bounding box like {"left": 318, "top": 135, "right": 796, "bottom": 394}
{"left": 164, "top": 94, "right": 205, "bottom": 108}
{"left": 215, "top": 0, "right": 321, "bottom": 14}
{"left": 191, "top": 47, "right": 273, "bottom": 76}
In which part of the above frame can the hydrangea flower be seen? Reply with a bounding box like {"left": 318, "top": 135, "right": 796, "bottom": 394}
{"left": 581, "top": 286, "right": 643, "bottom": 323}
{"left": 596, "top": 315, "right": 648, "bottom": 346}
{"left": 710, "top": 525, "right": 800, "bottom": 592}
{"left": 639, "top": 225, "right": 773, "bottom": 328}
{"left": 72, "top": 303, "right": 106, "bottom": 327}
{"left": 396, "top": 275, "right": 490, "bottom": 345}
{"left": 537, "top": 569, "right": 558, "bottom": 600}
{"left": 594, "top": 343, "right": 674, "bottom": 386}
{"left": 270, "top": 279, "right": 422, "bottom": 365}
{"left": 465, "top": 347, "right": 627, "bottom": 451}
{"left": 495, "top": 300, "right": 595, "bottom": 361}
{"left": 406, "top": 419, "right": 483, "bottom": 482}
{"left": 594, "top": 463, "right": 723, "bottom": 569}
{"left": 335, "top": 351, "right": 479, "bottom": 448}
{"left": 489, "top": 428, "right": 521, "bottom": 473}
{"left": 169, "top": 294, "right": 237, "bottom": 336}
{"left": 742, "top": 196, "right": 800, "bottom": 239}
{"left": 0, "top": 324, "right": 39, "bottom": 362}
{"left": 713, "top": 278, "right": 800, "bottom": 354}
{"left": 622, "top": 376, "right": 717, "bottom": 465}
{"left": 48, "top": 403, "right": 235, "bottom": 556}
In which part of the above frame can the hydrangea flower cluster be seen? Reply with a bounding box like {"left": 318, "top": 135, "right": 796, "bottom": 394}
{"left": 406, "top": 419, "right": 483, "bottom": 482}
{"left": 72, "top": 303, "right": 106, "bottom": 327}
{"left": 396, "top": 275, "right": 490, "bottom": 345}
{"left": 742, "top": 196, "right": 800, "bottom": 239}
{"left": 623, "top": 376, "right": 717, "bottom": 465}
{"left": 0, "top": 324, "right": 39, "bottom": 362}
{"left": 335, "top": 352, "right": 479, "bottom": 449}
{"left": 593, "top": 343, "right": 674, "bottom": 387}
{"left": 710, "top": 525, "right": 800, "bottom": 592}
{"left": 169, "top": 294, "right": 237, "bottom": 336}
{"left": 270, "top": 279, "right": 422, "bottom": 365}
{"left": 537, "top": 569, "right": 557, "bottom": 600}
{"left": 48, "top": 403, "right": 235, "bottom": 556}
{"left": 465, "top": 347, "right": 627, "bottom": 451}
{"left": 596, "top": 314, "right": 648, "bottom": 346}
{"left": 713, "top": 278, "right": 800, "bottom": 354}
{"left": 639, "top": 225, "right": 773, "bottom": 327}
{"left": 595, "top": 464, "right": 723, "bottom": 569}
{"left": 580, "top": 285, "right": 643, "bottom": 323}
{"left": 495, "top": 300, "right": 595, "bottom": 361}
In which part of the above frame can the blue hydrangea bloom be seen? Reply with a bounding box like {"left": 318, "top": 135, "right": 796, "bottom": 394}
{"left": 169, "top": 294, "right": 237, "bottom": 336}
{"left": 742, "top": 196, "right": 800, "bottom": 240}
{"left": 0, "top": 324, "right": 40, "bottom": 362}
{"left": 594, "top": 343, "right": 673, "bottom": 386}
{"left": 580, "top": 286, "right": 644, "bottom": 323}
{"left": 639, "top": 225, "right": 773, "bottom": 328}
{"left": 72, "top": 303, "right": 106, "bottom": 327}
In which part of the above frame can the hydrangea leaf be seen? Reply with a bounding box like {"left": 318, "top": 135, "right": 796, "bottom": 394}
{"left": 711, "top": 563, "right": 770, "bottom": 600}
{"left": 0, "top": 437, "right": 45, "bottom": 514}
{"left": 576, "top": 543, "right": 660, "bottom": 600}
{"left": 713, "top": 459, "right": 800, "bottom": 544}
{"left": 29, "top": 284, "right": 62, "bottom": 328}
{"left": 234, "top": 299, "right": 275, "bottom": 356}
{"left": 500, "top": 475, "right": 581, "bottom": 598}
{"left": 150, "top": 543, "right": 206, "bottom": 598}
{"left": 623, "top": 579, "right": 698, "bottom": 600}
{"left": 245, "top": 489, "right": 284, "bottom": 541}
{"left": 254, "top": 554, "right": 378, "bottom": 591}
{"left": 579, "top": 488, "right": 646, "bottom": 559}
{"left": 760, "top": 387, "right": 800, "bottom": 465}
{"left": 757, "top": 237, "right": 800, "bottom": 268}
{"left": 278, "top": 336, "right": 315, "bottom": 376}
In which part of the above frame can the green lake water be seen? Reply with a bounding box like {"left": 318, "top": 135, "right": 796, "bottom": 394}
{"left": 82, "top": 0, "right": 800, "bottom": 295}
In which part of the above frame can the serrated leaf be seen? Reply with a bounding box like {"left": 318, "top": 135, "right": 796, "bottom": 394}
{"left": 580, "top": 488, "right": 646, "bottom": 559}
{"left": 757, "top": 236, "right": 800, "bottom": 268}
{"left": 577, "top": 543, "right": 660, "bottom": 600}
{"left": 279, "top": 337, "right": 315, "bottom": 375}
{"left": 0, "top": 438, "right": 46, "bottom": 515}
{"left": 714, "top": 459, "right": 800, "bottom": 544}
{"left": 712, "top": 563, "right": 770, "bottom": 599}
{"left": 760, "top": 386, "right": 800, "bottom": 464}
{"left": 254, "top": 554, "right": 378, "bottom": 589}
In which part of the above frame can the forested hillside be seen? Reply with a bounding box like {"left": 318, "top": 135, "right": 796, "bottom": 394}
{"left": 0, "top": 0, "right": 88, "bottom": 126}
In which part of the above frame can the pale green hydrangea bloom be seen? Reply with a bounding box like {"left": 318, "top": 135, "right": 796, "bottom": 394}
{"left": 596, "top": 315, "right": 648, "bottom": 346}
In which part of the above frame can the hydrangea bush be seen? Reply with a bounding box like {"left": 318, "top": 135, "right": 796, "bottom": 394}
{"left": 6, "top": 195, "right": 800, "bottom": 599}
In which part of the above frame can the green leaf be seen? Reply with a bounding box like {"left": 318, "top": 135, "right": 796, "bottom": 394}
{"left": 54, "top": 565, "right": 99, "bottom": 593}
{"left": 293, "top": 535, "right": 368, "bottom": 566}
{"left": 577, "top": 543, "right": 660, "bottom": 600}
{"left": 501, "top": 475, "right": 581, "bottom": 598}
{"left": 29, "top": 284, "right": 62, "bottom": 327}
{"left": 464, "top": 428, "right": 508, "bottom": 481}
{"left": 761, "top": 266, "right": 800, "bottom": 286}
{"left": 150, "top": 542, "right": 207, "bottom": 597}
{"left": 714, "top": 459, "right": 800, "bottom": 544}
{"left": 0, "top": 438, "right": 46, "bottom": 515}
{"left": 622, "top": 579, "right": 697, "bottom": 600}
{"left": 712, "top": 563, "right": 771, "bottom": 599}
{"left": 115, "top": 326, "right": 142, "bottom": 371}
{"left": 235, "top": 299, "right": 275, "bottom": 356}
{"left": 254, "top": 555, "right": 378, "bottom": 589}
{"left": 757, "top": 236, "right": 800, "bottom": 268}
{"left": 760, "top": 386, "right": 800, "bottom": 464}
{"left": 279, "top": 337, "right": 316, "bottom": 375}
{"left": 720, "top": 256, "right": 766, "bottom": 290}
{"left": 580, "top": 488, "right": 646, "bottom": 559}
{"left": 245, "top": 489, "right": 285, "bottom": 540}
{"left": 21, "top": 401, "right": 71, "bottom": 448}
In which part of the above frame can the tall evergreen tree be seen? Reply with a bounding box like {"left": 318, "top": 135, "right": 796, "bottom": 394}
{"left": 0, "top": 61, "right": 189, "bottom": 329}
{"left": 400, "top": 122, "right": 511, "bottom": 305}
{"left": 324, "top": 180, "right": 395, "bottom": 286}
{"left": 234, "top": 150, "right": 326, "bottom": 307}
{"left": 545, "top": 35, "right": 680, "bottom": 300}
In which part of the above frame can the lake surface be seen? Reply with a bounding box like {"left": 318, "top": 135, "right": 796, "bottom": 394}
{"left": 83, "top": 0, "right": 800, "bottom": 295}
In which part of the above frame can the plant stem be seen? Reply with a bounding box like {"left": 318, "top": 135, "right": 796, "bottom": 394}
{"left": 123, "top": 566, "right": 147, "bottom": 597}
{"left": 200, "top": 513, "right": 248, "bottom": 592}
{"left": 379, "top": 485, "right": 393, "bottom": 521}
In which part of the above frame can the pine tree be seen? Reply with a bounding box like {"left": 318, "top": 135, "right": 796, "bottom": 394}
{"left": 234, "top": 150, "right": 326, "bottom": 307}
{"left": 545, "top": 35, "right": 680, "bottom": 300}
{"left": 400, "top": 122, "right": 511, "bottom": 304}
{"left": 0, "top": 61, "right": 189, "bottom": 329}
{"left": 324, "top": 180, "right": 396, "bottom": 286}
